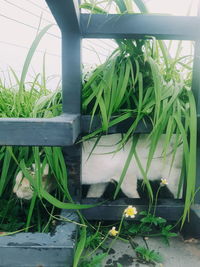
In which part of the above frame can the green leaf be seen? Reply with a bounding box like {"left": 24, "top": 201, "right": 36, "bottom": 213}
{"left": 73, "top": 226, "right": 87, "bottom": 267}
{"left": 19, "top": 24, "right": 53, "bottom": 97}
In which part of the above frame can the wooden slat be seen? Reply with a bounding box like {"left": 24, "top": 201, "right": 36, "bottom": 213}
{"left": 45, "top": 0, "right": 81, "bottom": 114}
{"left": 45, "top": 0, "right": 80, "bottom": 32}
{"left": 81, "top": 115, "right": 152, "bottom": 134}
{"left": 81, "top": 14, "right": 200, "bottom": 40}
{"left": 81, "top": 198, "right": 184, "bottom": 221}
{"left": 0, "top": 114, "right": 80, "bottom": 146}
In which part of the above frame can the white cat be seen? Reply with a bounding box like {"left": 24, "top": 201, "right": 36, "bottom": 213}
{"left": 13, "top": 134, "right": 183, "bottom": 200}
{"left": 13, "top": 164, "right": 52, "bottom": 200}
{"left": 82, "top": 134, "right": 183, "bottom": 198}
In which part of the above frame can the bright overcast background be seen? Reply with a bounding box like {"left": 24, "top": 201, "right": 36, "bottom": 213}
{"left": 0, "top": 0, "right": 199, "bottom": 88}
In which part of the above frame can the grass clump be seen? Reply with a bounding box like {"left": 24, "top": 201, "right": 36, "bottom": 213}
{"left": 0, "top": 26, "right": 66, "bottom": 233}
{"left": 75, "top": 1, "right": 197, "bottom": 266}
{"left": 81, "top": 0, "right": 197, "bottom": 225}
{"left": 0, "top": 66, "right": 63, "bottom": 232}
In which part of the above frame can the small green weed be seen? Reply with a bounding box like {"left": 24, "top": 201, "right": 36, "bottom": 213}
{"left": 79, "top": 253, "right": 107, "bottom": 267}
{"left": 134, "top": 245, "right": 163, "bottom": 264}
{"left": 77, "top": 180, "right": 178, "bottom": 267}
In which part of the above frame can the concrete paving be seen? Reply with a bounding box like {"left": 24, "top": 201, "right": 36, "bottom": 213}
{"left": 101, "top": 235, "right": 200, "bottom": 267}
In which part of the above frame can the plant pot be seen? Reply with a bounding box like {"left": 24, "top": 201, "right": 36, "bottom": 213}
{"left": 0, "top": 210, "right": 78, "bottom": 267}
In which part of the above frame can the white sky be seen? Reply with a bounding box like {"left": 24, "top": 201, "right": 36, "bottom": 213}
{"left": 0, "top": 0, "right": 199, "bottom": 88}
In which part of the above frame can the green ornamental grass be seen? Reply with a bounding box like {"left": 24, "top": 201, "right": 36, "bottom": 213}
{"left": 0, "top": 0, "right": 197, "bottom": 239}
{"left": 81, "top": 0, "right": 197, "bottom": 226}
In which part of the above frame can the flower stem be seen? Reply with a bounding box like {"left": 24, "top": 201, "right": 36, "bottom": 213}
{"left": 153, "top": 185, "right": 161, "bottom": 217}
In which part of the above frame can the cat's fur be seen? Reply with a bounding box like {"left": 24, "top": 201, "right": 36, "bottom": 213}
{"left": 13, "top": 164, "right": 53, "bottom": 200}
{"left": 82, "top": 134, "right": 183, "bottom": 198}
{"left": 13, "top": 134, "right": 183, "bottom": 200}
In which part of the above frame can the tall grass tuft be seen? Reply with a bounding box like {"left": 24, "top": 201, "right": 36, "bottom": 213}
{"left": 81, "top": 0, "right": 197, "bottom": 225}
{"left": 0, "top": 25, "right": 96, "bottom": 233}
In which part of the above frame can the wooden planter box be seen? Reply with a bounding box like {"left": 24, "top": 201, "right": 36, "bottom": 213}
{"left": 0, "top": 211, "right": 77, "bottom": 267}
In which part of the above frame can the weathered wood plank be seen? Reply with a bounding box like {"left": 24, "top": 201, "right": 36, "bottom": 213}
{"left": 81, "top": 198, "right": 184, "bottom": 221}
{"left": 0, "top": 114, "right": 80, "bottom": 146}
{"left": 81, "top": 14, "right": 200, "bottom": 40}
{"left": 45, "top": 0, "right": 80, "bottom": 32}
{"left": 0, "top": 211, "right": 78, "bottom": 267}
{"left": 45, "top": 0, "right": 81, "bottom": 114}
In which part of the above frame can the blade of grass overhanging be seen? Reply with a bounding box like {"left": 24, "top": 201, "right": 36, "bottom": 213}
{"left": 137, "top": 72, "right": 143, "bottom": 114}
{"left": 9, "top": 67, "right": 20, "bottom": 85}
{"left": 158, "top": 40, "right": 171, "bottom": 70}
{"left": 133, "top": 0, "right": 148, "bottom": 13}
{"left": 112, "top": 59, "right": 126, "bottom": 110}
{"left": 119, "top": 112, "right": 143, "bottom": 148}
{"left": 73, "top": 218, "right": 87, "bottom": 267}
{"left": 177, "top": 158, "right": 185, "bottom": 199}
{"left": 146, "top": 121, "right": 166, "bottom": 174}
{"left": 33, "top": 147, "right": 42, "bottom": 197}
{"left": 90, "top": 83, "right": 104, "bottom": 127}
{"left": 108, "top": 71, "right": 118, "bottom": 117}
{"left": 53, "top": 147, "right": 72, "bottom": 201}
{"left": 124, "top": 0, "right": 134, "bottom": 12}
{"left": 181, "top": 91, "right": 197, "bottom": 226}
{"left": 80, "top": 3, "right": 107, "bottom": 14}
{"left": 114, "top": 135, "right": 139, "bottom": 199}
{"left": 114, "top": 58, "right": 131, "bottom": 110}
{"left": 25, "top": 192, "right": 37, "bottom": 232}
{"left": 20, "top": 159, "right": 103, "bottom": 209}
{"left": 19, "top": 160, "right": 36, "bottom": 188}
{"left": 114, "top": 0, "right": 128, "bottom": 13}
{"left": 0, "top": 147, "right": 12, "bottom": 196}
{"left": 41, "top": 53, "right": 47, "bottom": 93}
{"left": 98, "top": 95, "right": 109, "bottom": 131}
{"left": 162, "top": 116, "right": 175, "bottom": 161}
{"left": 147, "top": 57, "right": 162, "bottom": 123}
{"left": 86, "top": 134, "right": 102, "bottom": 161}
{"left": 134, "top": 148, "right": 153, "bottom": 201}
{"left": 151, "top": 84, "right": 182, "bottom": 136}
{"left": 19, "top": 24, "right": 53, "bottom": 96}
{"left": 40, "top": 188, "right": 105, "bottom": 209}
{"left": 104, "top": 58, "right": 116, "bottom": 111}
{"left": 173, "top": 115, "right": 189, "bottom": 169}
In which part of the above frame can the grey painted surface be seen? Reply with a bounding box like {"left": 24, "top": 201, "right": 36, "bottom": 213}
{"left": 0, "top": 114, "right": 80, "bottom": 146}
{"left": 0, "top": 211, "right": 78, "bottom": 267}
{"left": 45, "top": 0, "right": 81, "bottom": 115}
{"left": 81, "top": 14, "right": 200, "bottom": 40}
{"left": 182, "top": 204, "right": 200, "bottom": 239}
{"left": 99, "top": 235, "right": 200, "bottom": 267}
{"left": 81, "top": 199, "right": 184, "bottom": 221}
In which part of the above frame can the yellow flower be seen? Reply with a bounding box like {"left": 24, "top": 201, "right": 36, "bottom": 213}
{"left": 160, "top": 178, "right": 168, "bottom": 186}
{"left": 109, "top": 227, "right": 119, "bottom": 236}
{"left": 124, "top": 206, "right": 137, "bottom": 218}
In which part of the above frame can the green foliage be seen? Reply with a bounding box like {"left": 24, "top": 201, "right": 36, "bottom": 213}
{"left": 135, "top": 246, "right": 163, "bottom": 264}
{"left": 0, "top": 198, "right": 57, "bottom": 233}
{"left": 0, "top": 199, "right": 24, "bottom": 232}
{"left": 81, "top": 0, "right": 197, "bottom": 224}
{"left": 161, "top": 225, "right": 178, "bottom": 245}
{"left": 74, "top": 225, "right": 87, "bottom": 267}
{"left": 0, "top": 25, "right": 97, "bottom": 234}
{"left": 140, "top": 212, "right": 166, "bottom": 226}
{"left": 78, "top": 253, "right": 107, "bottom": 267}
{"left": 77, "top": 210, "right": 176, "bottom": 266}
{"left": 85, "top": 227, "right": 104, "bottom": 249}
{"left": 124, "top": 209, "right": 177, "bottom": 243}
{"left": 75, "top": 1, "right": 193, "bottom": 266}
